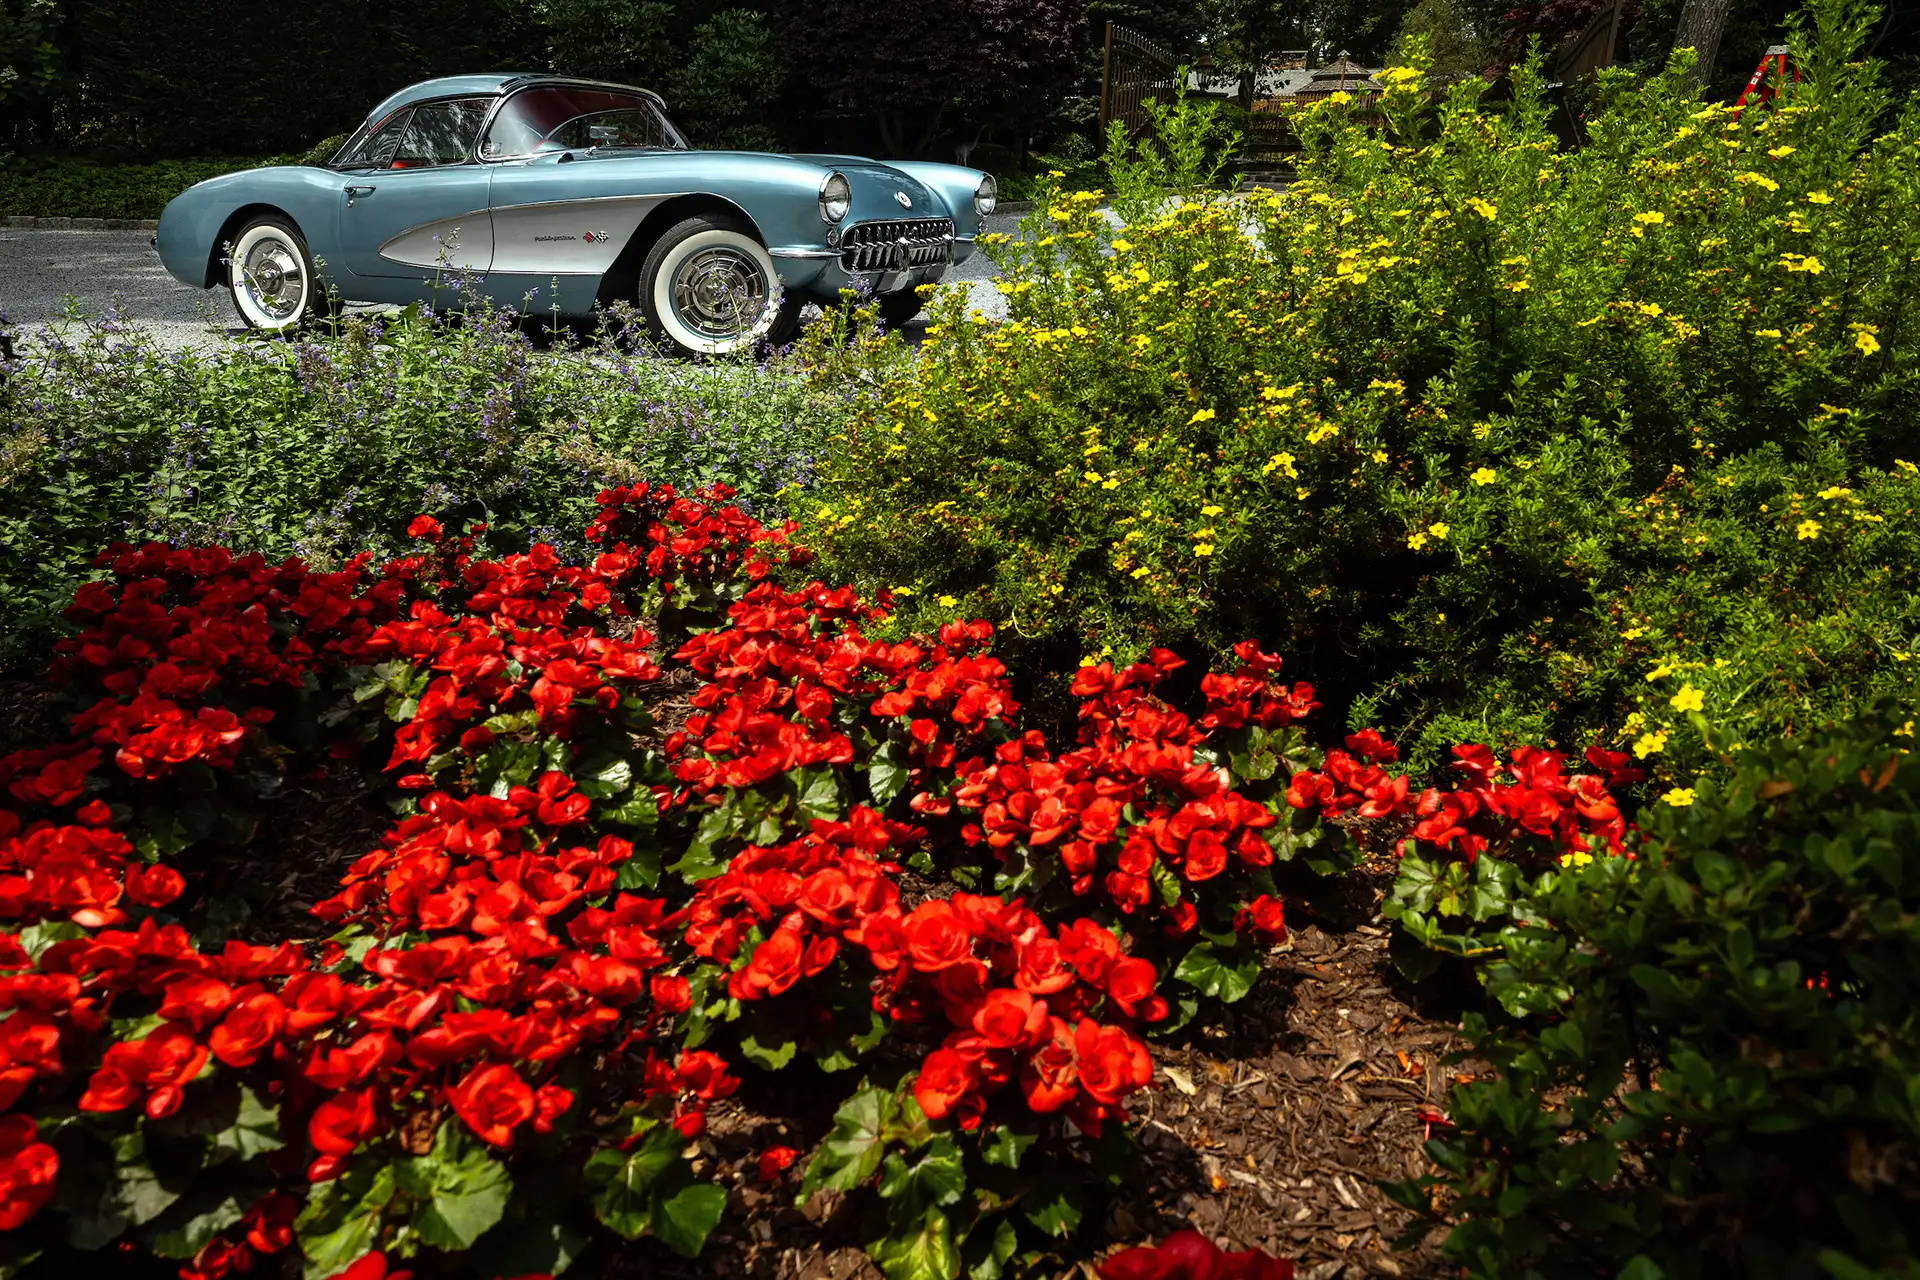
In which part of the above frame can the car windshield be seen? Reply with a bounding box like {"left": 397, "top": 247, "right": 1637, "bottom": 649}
{"left": 482, "top": 87, "right": 687, "bottom": 158}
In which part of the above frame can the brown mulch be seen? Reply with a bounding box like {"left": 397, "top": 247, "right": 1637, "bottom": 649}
{"left": 199, "top": 762, "right": 396, "bottom": 944}
{"left": 0, "top": 675, "right": 63, "bottom": 759}
{"left": 1119, "top": 883, "right": 1460, "bottom": 1279}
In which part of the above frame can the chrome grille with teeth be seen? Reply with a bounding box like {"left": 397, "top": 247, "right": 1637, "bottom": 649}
{"left": 839, "top": 218, "right": 955, "bottom": 272}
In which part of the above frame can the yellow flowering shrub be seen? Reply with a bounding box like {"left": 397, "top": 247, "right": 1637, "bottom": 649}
{"left": 797, "top": 0, "right": 1920, "bottom": 776}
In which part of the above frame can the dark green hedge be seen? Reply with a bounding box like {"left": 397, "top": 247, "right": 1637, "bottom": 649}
{"left": 0, "top": 154, "right": 299, "bottom": 220}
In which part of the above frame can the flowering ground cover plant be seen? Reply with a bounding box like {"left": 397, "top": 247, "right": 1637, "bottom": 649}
{"left": 0, "top": 478, "right": 1636, "bottom": 1277}
{"left": 794, "top": 0, "right": 1920, "bottom": 802}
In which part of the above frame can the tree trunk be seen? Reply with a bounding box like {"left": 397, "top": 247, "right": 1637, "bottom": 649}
{"left": 878, "top": 112, "right": 905, "bottom": 159}
{"left": 1672, "top": 0, "right": 1737, "bottom": 90}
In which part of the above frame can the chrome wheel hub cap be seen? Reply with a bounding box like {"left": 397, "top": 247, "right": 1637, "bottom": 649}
{"left": 241, "top": 239, "right": 304, "bottom": 321}
{"left": 673, "top": 247, "right": 767, "bottom": 339}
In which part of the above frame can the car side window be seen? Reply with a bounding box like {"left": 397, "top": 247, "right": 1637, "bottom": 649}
{"left": 548, "top": 108, "right": 676, "bottom": 150}
{"left": 336, "top": 109, "right": 411, "bottom": 169}
{"left": 390, "top": 99, "right": 492, "bottom": 169}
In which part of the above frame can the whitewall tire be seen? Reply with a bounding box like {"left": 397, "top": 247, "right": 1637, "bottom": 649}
{"left": 642, "top": 216, "right": 795, "bottom": 357}
{"left": 227, "top": 218, "right": 319, "bottom": 333}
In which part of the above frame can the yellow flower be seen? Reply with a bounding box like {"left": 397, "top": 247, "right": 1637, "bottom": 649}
{"left": 1130, "top": 566, "right": 1150, "bottom": 579}
{"left": 1662, "top": 787, "right": 1697, "bottom": 807}
{"left": 1856, "top": 329, "right": 1882, "bottom": 356}
{"left": 1110, "top": 239, "right": 1133, "bottom": 252}
{"left": 1201, "top": 504, "right": 1224, "bottom": 517}
{"left": 1806, "top": 190, "right": 1834, "bottom": 204}
{"left": 1407, "top": 531, "right": 1430, "bottom": 550}
{"left": 1194, "top": 543, "right": 1215, "bottom": 557}
{"left": 936, "top": 594, "right": 958, "bottom": 608}
{"left": 1263, "top": 452, "right": 1298, "bottom": 478}
{"left": 1897, "top": 459, "right": 1918, "bottom": 474}
{"left": 1560, "top": 849, "right": 1596, "bottom": 867}
{"left": 1372, "top": 450, "right": 1389, "bottom": 463}
{"left": 1188, "top": 408, "right": 1216, "bottom": 424}
{"left": 1670, "top": 684, "right": 1705, "bottom": 713}
{"left": 1634, "top": 209, "right": 1666, "bottom": 225}
{"left": 1428, "top": 522, "right": 1450, "bottom": 540}
{"left": 1780, "top": 254, "right": 1825, "bottom": 274}
{"left": 1467, "top": 197, "right": 1498, "bottom": 220}
{"left": 1471, "top": 467, "right": 1497, "bottom": 486}
{"left": 1754, "top": 328, "right": 1783, "bottom": 338}
{"left": 1816, "top": 485, "right": 1853, "bottom": 500}
{"left": 1735, "top": 171, "right": 1780, "bottom": 191}
{"left": 1767, "top": 145, "right": 1796, "bottom": 158}
{"left": 1633, "top": 730, "right": 1669, "bottom": 758}
{"left": 1797, "top": 518, "right": 1822, "bottom": 540}
{"left": 1622, "top": 626, "right": 1646, "bottom": 639}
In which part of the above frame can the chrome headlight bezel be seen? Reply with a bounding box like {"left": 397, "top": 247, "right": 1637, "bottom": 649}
{"left": 974, "top": 174, "right": 997, "bottom": 217}
{"left": 820, "top": 171, "right": 852, "bottom": 224}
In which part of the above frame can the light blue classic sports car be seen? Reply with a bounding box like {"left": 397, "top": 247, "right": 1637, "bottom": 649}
{"left": 153, "top": 74, "right": 995, "bottom": 354}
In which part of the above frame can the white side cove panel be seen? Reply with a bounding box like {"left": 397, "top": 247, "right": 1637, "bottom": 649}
{"left": 377, "top": 214, "right": 496, "bottom": 271}
{"left": 488, "top": 195, "right": 669, "bottom": 275}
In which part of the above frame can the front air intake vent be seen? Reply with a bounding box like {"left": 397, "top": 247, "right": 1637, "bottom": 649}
{"left": 839, "top": 218, "right": 955, "bottom": 272}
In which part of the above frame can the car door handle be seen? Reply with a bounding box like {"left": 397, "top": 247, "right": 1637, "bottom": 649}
{"left": 343, "top": 185, "right": 376, "bottom": 205}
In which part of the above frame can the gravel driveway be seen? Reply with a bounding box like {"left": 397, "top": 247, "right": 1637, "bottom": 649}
{"left": 0, "top": 213, "right": 1024, "bottom": 350}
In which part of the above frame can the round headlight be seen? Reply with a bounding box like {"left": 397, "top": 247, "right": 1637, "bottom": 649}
{"left": 974, "top": 174, "right": 997, "bottom": 217}
{"left": 820, "top": 172, "right": 851, "bottom": 224}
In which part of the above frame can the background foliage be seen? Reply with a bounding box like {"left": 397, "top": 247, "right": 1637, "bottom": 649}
{"left": 8, "top": 0, "right": 1912, "bottom": 175}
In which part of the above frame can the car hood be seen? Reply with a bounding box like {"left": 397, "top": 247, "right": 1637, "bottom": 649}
{"left": 505, "top": 147, "right": 954, "bottom": 224}
{"left": 781, "top": 154, "right": 946, "bottom": 220}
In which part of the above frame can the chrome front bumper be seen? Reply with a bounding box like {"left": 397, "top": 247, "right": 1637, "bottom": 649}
{"left": 770, "top": 218, "right": 973, "bottom": 299}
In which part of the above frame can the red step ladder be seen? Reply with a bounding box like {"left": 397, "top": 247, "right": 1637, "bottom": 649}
{"left": 1733, "top": 44, "right": 1798, "bottom": 117}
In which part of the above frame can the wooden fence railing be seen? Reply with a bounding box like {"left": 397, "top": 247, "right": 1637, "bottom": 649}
{"left": 1099, "top": 23, "right": 1178, "bottom": 142}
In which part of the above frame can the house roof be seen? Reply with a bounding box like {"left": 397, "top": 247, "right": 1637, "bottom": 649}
{"left": 1292, "top": 52, "right": 1382, "bottom": 97}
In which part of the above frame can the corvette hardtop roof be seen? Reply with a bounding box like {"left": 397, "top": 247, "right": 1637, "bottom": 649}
{"left": 364, "top": 75, "right": 667, "bottom": 126}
